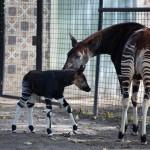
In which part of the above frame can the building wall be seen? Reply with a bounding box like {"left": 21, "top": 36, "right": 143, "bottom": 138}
{"left": 3, "top": 0, "right": 37, "bottom": 96}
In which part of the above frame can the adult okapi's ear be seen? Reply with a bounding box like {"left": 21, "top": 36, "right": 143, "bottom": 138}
{"left": 69, "top": 33, "right": 77, "bottom": 47}
{"left": 77, "top": 65, "right": 86, "bottom": 74}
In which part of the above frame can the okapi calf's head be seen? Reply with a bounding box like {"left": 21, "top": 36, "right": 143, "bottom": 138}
{"left": 73, "top": 66, "right": 91, "bottom": 92}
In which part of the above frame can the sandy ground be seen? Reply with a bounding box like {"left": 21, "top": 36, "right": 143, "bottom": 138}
{"left": 0, "top": 98, "right": 150, "bottom": 150}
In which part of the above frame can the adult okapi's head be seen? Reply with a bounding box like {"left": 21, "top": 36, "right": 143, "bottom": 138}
{"left": 63, "top": 33, "right": 102, "bottom": 70}
{"left": 73, "top": 65, "right": 91, "bottom": 92}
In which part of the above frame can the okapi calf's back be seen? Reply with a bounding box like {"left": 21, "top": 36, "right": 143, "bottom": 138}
{"left": 12, "top": 67, "right": 91, "bottom": 136}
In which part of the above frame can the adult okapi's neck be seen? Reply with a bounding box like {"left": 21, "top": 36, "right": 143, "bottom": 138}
{"left": 83, "top": 22, "right": 145, "bottom": 76}
{"left": 83, "top": 23, "right": 145, "bottom": 59}
{"left": 82, "top": 30, "right": 111, "bottom": 56}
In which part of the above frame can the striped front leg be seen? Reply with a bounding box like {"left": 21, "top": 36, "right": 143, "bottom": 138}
{"left": 45, "top": 98, "right": 53, "bottom": 136}
{"left": 58, "top": 97, "right": 77, "bottom": 133}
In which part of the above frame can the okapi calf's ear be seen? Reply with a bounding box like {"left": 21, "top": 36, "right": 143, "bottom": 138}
{"left": 69, "top": 33, "right": 78, "bottom": 47}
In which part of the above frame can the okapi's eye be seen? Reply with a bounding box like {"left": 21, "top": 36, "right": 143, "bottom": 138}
{"left": 75, "top": 55, "right": 80, "bottom": 59}
{"left": 68, "top": 63, "right": 72, "bottom": 67}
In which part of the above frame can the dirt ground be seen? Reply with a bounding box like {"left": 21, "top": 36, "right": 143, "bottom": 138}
{"left": 0, "top": 98, "right": 150, "bottom": 150}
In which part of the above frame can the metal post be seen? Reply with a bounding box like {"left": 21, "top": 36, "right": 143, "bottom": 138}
{"left": 36, "top": 0, "right": 43, "bottom": 70}
{"left": 0, "top": 0, "right": 5, "bottom": 96}
{"left": 93, "top": 0, "right": 103, "bottom": 117}
{"left": 47, "top": 0, "right": 51, "bottom": 69}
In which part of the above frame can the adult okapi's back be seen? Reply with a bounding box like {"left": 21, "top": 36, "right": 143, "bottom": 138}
{"left": 101, "top": 23, "right": 145, "bottom": 73}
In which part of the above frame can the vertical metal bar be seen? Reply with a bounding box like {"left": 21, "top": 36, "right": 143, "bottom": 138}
{"left": 47, "top": 0, "right": 51, "bottom": 69}
{"left": 93, "top": 0, "right": 103, "bottom": 117}
{"left": 0, "top": 0, "right": 5, "bottom": 96}
{"left": 36, "top": 0, "right": 43, "bottom": 70}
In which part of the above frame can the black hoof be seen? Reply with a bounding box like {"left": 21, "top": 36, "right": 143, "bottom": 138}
{"left": 141, "top": 134, "right": 147, "bottom": 145}
{"left": 132, "top": 124, "right": 138, "bottom": 135}
{"left": 47, "top": 128, "right": 52, "bottom": 136}
{"left": 12, "top": 125, "right": 16, "bottom": 132}
{"left": 73, "top": 124, "right": 78, "bottom": 131}
{"left": 28, "top": 125, "right": 34, "bottom": 132}
{"left": 118, "top": 131, "right": 124, "bottom": 140}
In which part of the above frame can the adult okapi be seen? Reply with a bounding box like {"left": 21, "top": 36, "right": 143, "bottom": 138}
{"left": 63, "top": 22, "right": 150, "bottom": 144}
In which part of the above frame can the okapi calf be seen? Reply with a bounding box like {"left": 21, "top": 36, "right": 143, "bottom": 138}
{"left": 12, "top": 67, "right": 91, "bottom": 136}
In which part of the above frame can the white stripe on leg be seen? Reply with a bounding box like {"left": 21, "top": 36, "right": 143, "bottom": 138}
{"left": 133, "top": 106, "right": 138, "bottom": 126}
{"left": 141, "top": 99, "right": 149, "bottom": 136}
{"left": 120, "top": 109, "right": 128, "bottom": 133}
{"left": 46, "top": 110, "right": 52, "bottom": 129}
{"left": 12, "top": 104, "right": 22, "bottom": 125}
{"left": 27, "top": 107, "right": 33, "bottom": 127}
{"left": 58, "top": 97, "right": 64, "bottom": 105}
{"left": 132, "top": 91, "right": 139, "bottom": 131}
{"left": 69, "top": 113, "right": 77, "bottom": 126}
{"left": 120, "top": 98, "right": 129, "bottom": 139}
{"left": 141, "top": 99, "right": 149, "bottom": 144}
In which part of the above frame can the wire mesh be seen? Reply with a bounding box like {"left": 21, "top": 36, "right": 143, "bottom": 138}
{"left": 42, "top": 0, "right": 99, "bottom": 112}
{"left": 42, "top": 0, "right": 150, "bottom": 113}
{"left": 98, "top": 11, "right": 150, "bottom": 112}
{"left": 2, "top": 0, "right": 150, "bottom": 114}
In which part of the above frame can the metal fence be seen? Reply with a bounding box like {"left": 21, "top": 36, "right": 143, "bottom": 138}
{"left": 1, "top": 0, "right": 150, "bottom": 115}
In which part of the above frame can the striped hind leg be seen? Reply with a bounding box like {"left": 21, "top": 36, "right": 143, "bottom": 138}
{"left": 119, "top": 47, "right": 134, "bottom": 140}
{"left": 118, "top": 77, "right": 131, "bottom": 141}
{"left": 118, "top": 77, "right": 128, "bottom": 132}
{"left": 131, "top": 79, "right": 140, "bottom": 135}
{"left": 141, "top": 87, "right": 150, "bottom": 144}
{"left": 12, "top": 81, "right": 31, "bottom": 132}
{"left": 26, "top": 94, "right": 36, "bottom": 133}
{"left": 141, "top": 60, "right": 150, "bottom": 144}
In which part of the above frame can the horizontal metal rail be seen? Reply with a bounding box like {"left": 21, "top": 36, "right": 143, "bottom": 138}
{"left": 99, "top": 7, "right": 150, "bottom": 12}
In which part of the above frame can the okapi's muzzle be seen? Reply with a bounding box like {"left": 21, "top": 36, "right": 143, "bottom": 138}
{"left": 82, "top": 86, "right": 91, "bottom": 92}
{"left": 73, "top": 65, "right": 91, "bottom": 92}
